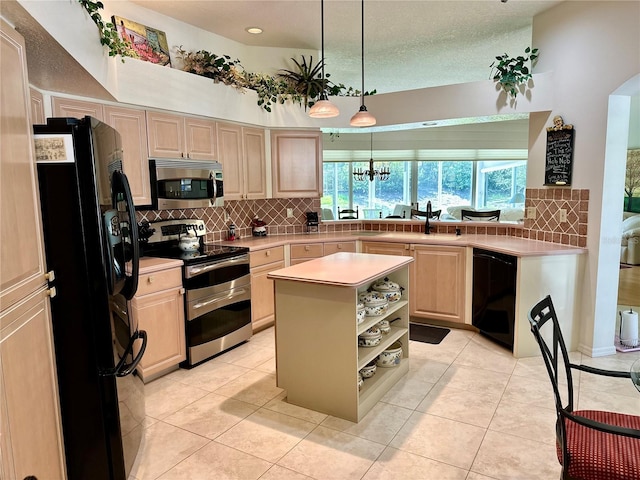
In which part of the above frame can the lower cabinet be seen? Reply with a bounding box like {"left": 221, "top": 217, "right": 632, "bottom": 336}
{"left": 250, "top": 246, "right": 285, "bottom": 331}
{"left": 362, "top": 241, "right": 467, "bottom": 324}
{"left": 361, "top": 241, "right": 411, "bottom": 256}
{"left": 410, "top": 244, "right": 467, "bottom": 324}
{"left": 130, "top": 259, "right": 185, "bottom": 382}
{"left": 290, "top": 241, "right": 357, "bottom": 265}
{"left": 0, "top": 289, "right": 66, "bottom": 480}
{"left": 290, "top": 243, "right": 324, "bottom": 265}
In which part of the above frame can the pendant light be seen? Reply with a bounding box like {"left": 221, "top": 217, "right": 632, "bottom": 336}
{"left": 350, "top": 0, "right": 376, "bottom": 127}
{"left": 309, "top": 0, "right": 340, "bottom": 118}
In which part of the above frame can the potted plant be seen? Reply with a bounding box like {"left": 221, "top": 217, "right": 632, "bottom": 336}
{"left": 490, "top": 47, "right": 539, "bottom": 98}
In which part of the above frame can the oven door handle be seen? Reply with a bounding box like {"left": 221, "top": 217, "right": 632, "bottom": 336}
{"left": 193, "top": 288, "right": 248, "bottom": 310}
{"left": 187, "top": 256, "right": 248, "bottom": 277}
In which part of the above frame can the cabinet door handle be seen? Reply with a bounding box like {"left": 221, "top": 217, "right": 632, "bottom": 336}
{"left": 147, "top": 276, "right": 154, "bottom": 284}
{"left": 266, "top": 250, "right": 271, "bottom": 257}
{"left": 47, "top": 286, "right": 57, "bottom": 298}
{"left": 305, "top": 245, "right": 310, "bottom": 251}
{"left": 45, "top": 270, "right": 55, "bottom": 282}
{"left": 337, "top": 244, "right": 342, "bottom": 249}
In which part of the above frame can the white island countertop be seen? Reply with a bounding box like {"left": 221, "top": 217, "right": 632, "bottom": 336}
{"left": 268, "top": 252, "right": 414, "bottom": 287}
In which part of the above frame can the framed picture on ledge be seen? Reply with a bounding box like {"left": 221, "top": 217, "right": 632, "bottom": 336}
{"left": 112, "top": 16, "right": 171, "bottom": 67}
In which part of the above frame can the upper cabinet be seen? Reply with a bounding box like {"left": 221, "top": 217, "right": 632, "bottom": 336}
{"left": 29, "top": 88, "right": 45, "bottom": 125}
{"left": 51, "top": 97, "right": 152, "bottom": 206}
{"left": 270, "top": 130, "right": 322, "bottom": 198}
{"left": 52, "top": 96, "right": 104, "bottom": 121}
{"left": 146, "top": 111, "right": 217, "bottom": 161}
{"left": 218, "top": 123, "right": 266, "bottom": 200}
{"left": 103, "top": 105, "right": 152, "bottom": 206}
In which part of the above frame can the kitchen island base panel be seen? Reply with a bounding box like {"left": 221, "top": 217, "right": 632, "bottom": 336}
{"left": 275, "top": 281, "right": 359, "bottom": 421}
{"left": 272, "top": 253, "right": 412, "bottom": 422}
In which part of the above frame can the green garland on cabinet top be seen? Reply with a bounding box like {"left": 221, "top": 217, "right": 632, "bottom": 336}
{"left": 77, "top": 1, "right": 373, "bottom": 112}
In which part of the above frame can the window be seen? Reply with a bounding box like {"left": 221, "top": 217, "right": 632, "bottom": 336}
{"left": 322, "top": 149, "right": 527, "bottom": 218}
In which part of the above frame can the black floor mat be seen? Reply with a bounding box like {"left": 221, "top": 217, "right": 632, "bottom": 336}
{"left": 409, "top": 323, "right": 450, "bottom": 344}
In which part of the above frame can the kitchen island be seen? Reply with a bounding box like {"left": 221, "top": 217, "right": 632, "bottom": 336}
{"left": 268, "top": 252, "right": 413, "bottom": 422}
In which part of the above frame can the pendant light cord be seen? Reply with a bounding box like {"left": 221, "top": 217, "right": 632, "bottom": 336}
{"left": 321, "top": 0, "right": 326, "bottom": 93}
{"left": 360, "top": 0, "right": 365, "bottom": 107}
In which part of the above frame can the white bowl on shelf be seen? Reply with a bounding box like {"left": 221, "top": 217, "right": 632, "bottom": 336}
{"left": 371, "top": 277, "right": 403, "bottom": 303}
{"left": 356, "top": 302, "right": 366, "bottom": 324}
{"left": 358, "top": 327, "right": 382, "bottom": 347}
{"left": 359, "top": 360, "right": 377, "bottom": 378}
{"left": 364, "top": 302, "right": 388, "bottom": 317}
{"left": 376, "top": 319, "right": 391, "bottom": 334}
{"left": 376, "top": 341, "right": 403, "bottom": 367}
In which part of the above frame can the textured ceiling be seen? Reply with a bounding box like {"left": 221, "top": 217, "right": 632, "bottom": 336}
{"left": 130, "top": 0, "right": 561, "bottom": 94}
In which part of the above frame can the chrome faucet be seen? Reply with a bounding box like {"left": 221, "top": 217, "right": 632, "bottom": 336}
{"left": 424, "top": 201, "right": 433, "bottom": 234}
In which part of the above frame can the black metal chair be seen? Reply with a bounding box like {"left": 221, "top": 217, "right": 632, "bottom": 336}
{"left": 337, "top": 206, "right": 359, "bottom": 219}
{"left": 411, "top": 208, "right": 441, "bottom": 219}
{"left": 528, "top": 295, "right": 640, "bottom": 480}
{"left": 461, "top": 209, "right": 500, "bottom": 221}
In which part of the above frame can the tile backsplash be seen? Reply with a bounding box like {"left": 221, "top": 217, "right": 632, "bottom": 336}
{"left": 136, "top": 187, "right": 589, "bottom": 247}
{"left": 520, "top": 188, "right": 589, "bottom": 247}
{"left": 137, "top": 198, "right": 323, "bottom": 242}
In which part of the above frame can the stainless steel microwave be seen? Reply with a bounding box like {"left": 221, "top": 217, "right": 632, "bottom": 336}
{"left": 149, "top": 159, "right": 223, "bottom": 210}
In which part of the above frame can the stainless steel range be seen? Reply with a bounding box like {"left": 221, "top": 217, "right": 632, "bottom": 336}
{"left": 141, "top": 219, "right": 252, "bottom": 367}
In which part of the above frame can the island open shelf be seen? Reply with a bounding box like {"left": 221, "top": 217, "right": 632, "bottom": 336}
{"left": 269, "top": 252, "right": 413, "bottom": 422}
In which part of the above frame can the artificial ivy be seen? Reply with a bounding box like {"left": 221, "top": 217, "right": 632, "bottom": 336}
{"left": 77, "top": 1, "right": 371, "bottom": 111}
{"left": 77, "top": 0, "right": 134, "bottom": 60}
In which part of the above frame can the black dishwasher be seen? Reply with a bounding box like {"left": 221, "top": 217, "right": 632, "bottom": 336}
{"left": 472, "top": 248, "right": 517, "bottom": 350}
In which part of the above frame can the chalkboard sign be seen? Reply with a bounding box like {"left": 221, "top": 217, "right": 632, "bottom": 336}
{"left": 545, "top": 129, "right": 575, "bottom": 185}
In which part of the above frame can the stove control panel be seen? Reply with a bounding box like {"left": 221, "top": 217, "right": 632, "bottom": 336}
{"left": 146, "top": 219, "right": 206, "bottom": 244}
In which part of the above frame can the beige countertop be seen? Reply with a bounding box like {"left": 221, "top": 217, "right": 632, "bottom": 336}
{"left": 267, "top": 252, "right": 414, "bottom": 287}
{"left": 138, "top": 257, "right": 184, "bottom": 273}
{"left": 220, "top": 231, "right": 586, "bottom": 257}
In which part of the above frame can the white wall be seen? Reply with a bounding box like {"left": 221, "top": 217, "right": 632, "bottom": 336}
{"left": 530, "top": 1, "right": 640, "bottom": 356}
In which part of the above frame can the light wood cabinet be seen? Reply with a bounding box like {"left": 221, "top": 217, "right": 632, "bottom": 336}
{"left": 103, "top": 105, "right": 152, "bottom": 206}
{"left": 147, "top": 111, "right": 217, "bottom": 160}
{"left": 1, "top": 19, "right": 66, "bottom": 479}
{"left": 270, "top": 130, "right": 322, "bottom": 198}
{"left": 250, "top": 247, "right": 285, "bottom": 332}
{"left": 361, "top": 241, "right": 411, "bottom": 256}
{"left": 272, "top": 254, "right": 411, "bottom": 422}
{"left": 130, "top": 258, "right": 185, "bottom": 382}
{"left": 290, "top": 243, "right": 324, "bottom": 264}
{"left": 218, "top": 123, "right": 266, "bottom": 200}
{"left": 410, "top": 244, "right": 467, "bottom": 324}
{"left": 290, "top": 241, "right": 357, "bottom": 265}
{"left": 362, "top": 241, "right": 466, "bottom": 324}
{"left": 324, "top": 241, "right": 357, "bottom": 256}
{"left": 52, "top": 96, "right": 104, "bottom": 121}
{"left": 30, "top": 88, "right": 45, "bottom": 124}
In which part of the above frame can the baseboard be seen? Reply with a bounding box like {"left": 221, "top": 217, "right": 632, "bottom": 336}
{"left": 578, "top": 343, "right": 617, "bottom": 358}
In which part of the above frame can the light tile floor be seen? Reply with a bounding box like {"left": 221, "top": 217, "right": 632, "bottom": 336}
{"left": 129, "top": 327, "right": 640, "bottom": 480}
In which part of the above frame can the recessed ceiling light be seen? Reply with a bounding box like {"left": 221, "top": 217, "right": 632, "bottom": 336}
{"left": 246, "top": 27, "right": 263, "bottom": 34}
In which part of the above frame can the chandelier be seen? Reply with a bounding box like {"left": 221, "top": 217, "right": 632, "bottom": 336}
{"left": 353, "top": 133, "right": 390, "bottom": 181}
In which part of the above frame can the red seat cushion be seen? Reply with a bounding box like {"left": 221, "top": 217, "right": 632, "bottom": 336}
{"left": 557, "top": 410, "right": 640, "bottom": 480}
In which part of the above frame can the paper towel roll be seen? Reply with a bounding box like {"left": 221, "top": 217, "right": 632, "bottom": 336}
{"left": 620, "top": 310, "right": 639, "bottom": 347}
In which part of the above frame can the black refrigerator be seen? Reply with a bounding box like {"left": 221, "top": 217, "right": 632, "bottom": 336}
{"left": 34, "top": 117, "right": 147, "bottom": 480}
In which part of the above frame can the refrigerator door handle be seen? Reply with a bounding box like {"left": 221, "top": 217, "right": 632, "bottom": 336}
{"left": 111, "top": 170, "right": 139, "bottom": 299}
{"left": 103, "top": 330, "right": 147, "bottom": 377}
